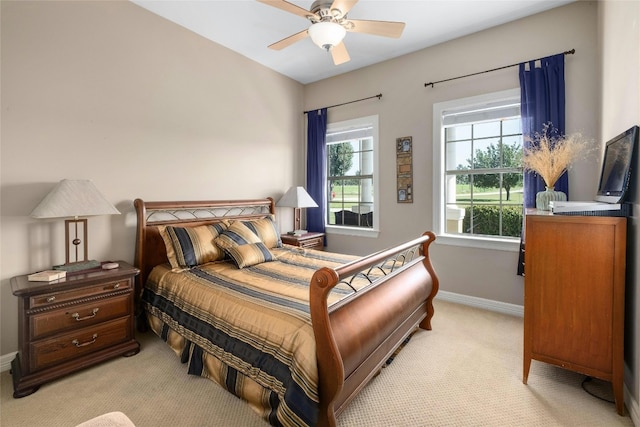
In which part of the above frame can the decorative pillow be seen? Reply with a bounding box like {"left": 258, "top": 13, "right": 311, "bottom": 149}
{"left": 224, "top": 242, "right": 274, "bottom": 269}
{"left": 159, "top": 222, "right": 228, "bottom": 270}
{"left": 242, "top": 215, "right": 282, "bottom": 249}
{"left": 214, "top": 220, "right": 262, "bottom": 250}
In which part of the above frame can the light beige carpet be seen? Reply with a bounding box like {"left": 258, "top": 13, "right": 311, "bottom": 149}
{"left": 1, "top": 300, "right": 634, "bottom": 426}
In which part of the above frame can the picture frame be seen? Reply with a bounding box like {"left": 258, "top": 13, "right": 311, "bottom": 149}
{"left": 397, "top": 137, "right": 412, "bottom": 154}
{"left": 396, "top": 136, "right": 413, "bottom": 203}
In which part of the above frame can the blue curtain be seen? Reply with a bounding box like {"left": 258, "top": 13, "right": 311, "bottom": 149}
{"left": 517, "top": 54, "right": 566, "bottom": 276}
{"left": 519, "top": 53, "right": 567, "bottom": 207}
{"left": 306, "top": 108, "right": 327, "bottom": 234}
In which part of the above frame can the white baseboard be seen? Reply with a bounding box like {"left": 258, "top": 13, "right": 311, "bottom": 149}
{"left": 625, "top": 386, "right": 640, "bottom": 427}
{"left": 1, "top": 351, "right": 17, "bottom": 373}
{"left": 437, "top": 290, "right": 524, "bottom": 317}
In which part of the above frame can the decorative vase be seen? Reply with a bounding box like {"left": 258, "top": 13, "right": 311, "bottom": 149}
{"left": 536, "top": 186, "right": 567, "bottom": 211}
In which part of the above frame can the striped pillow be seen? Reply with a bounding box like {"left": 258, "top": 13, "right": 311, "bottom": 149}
{"left": 242, "top": 215, "right": 282, "bottom": 248}
{"left": 214, "top": 220, "right": 262, "bottom": 250}
{"left": 224, "top": 242, "right": 274, "bottom": 269}
{"left": 159, "top": 222, "right": 228, "bottom": 270}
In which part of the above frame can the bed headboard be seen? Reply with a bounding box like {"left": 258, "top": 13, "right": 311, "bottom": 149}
{"left": 133, "top": 198, "right": 275, "bottom": 296}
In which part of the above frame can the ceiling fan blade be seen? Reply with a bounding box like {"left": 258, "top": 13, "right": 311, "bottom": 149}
{"left": 257, "top": 0, "right": 317, "bottom": 20}
{"left": 330, "top": 0, "right": 358, "bottom": 18}
{"left": 331, "top": 42, "right": 350, "bottom": 65}
{"left": 347, "top": 19, "right": 405, "bottom": 38}
{"left": 268, "top": 29, "right": 309, "bottom": 50}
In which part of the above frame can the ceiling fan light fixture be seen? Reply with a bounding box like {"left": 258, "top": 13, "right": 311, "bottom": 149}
{"left": 308, "top": 21, "right": 346, "bottom": 51}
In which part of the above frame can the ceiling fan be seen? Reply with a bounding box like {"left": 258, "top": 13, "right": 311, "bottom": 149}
{"left": 257, "top": 0, "right": 406, "bottom": 65}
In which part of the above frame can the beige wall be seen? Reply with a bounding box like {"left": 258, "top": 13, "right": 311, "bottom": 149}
{"left": 0, "top": 1, "right": 304, "bottom": 355}
{"left": 304, "top": 1, "right": 599, "bottom": 305}
{"left": 599, "top": 0, "right": 640, "bottom": 421}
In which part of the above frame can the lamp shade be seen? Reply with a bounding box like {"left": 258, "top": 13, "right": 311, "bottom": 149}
{"left": 30, "top": 179, "right": 121, "bottom": 218}
{"left": 308, "top": 21, "right": 346, "bottom": 51}
{"left": 276, "top": 186, "right": 318, "bottom": 209}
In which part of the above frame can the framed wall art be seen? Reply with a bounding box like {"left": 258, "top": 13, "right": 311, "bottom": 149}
{"left": 396, "top": 136, "right": 413, "bottom": 203}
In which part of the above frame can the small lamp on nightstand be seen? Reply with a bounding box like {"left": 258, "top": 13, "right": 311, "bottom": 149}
{"left": 30, "top": 179, "right": 121, "bottom": 272}
{"left": 276, "top": 186, "right": 318, "bottom": 236}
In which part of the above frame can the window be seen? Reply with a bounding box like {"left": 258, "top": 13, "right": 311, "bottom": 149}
{"left": 325, "top": 115, "right": 379, "bottom": 237}
{"left": 433, "top": 89, "right": 523, "bottom": 251}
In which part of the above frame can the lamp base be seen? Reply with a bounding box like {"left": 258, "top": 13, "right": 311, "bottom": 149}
{"left": 53, "top": 259, "right": 101, "bottom": 273}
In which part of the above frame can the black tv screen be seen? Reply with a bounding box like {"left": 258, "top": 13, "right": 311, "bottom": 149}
{"left": 595, "top": 125, "right": 638, "bottom": 203}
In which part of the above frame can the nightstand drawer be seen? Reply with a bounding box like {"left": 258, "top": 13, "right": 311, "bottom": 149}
{"left": 30, "top": 316, "right": 132, "bottom": 372}
{"left": 29, "top": 279, "right": 131, "bottom": 309}
{"left": 31, "top": 294, "right": 131, "bottom": 340}
{"left": 299, "top": 236, "right": 324, "bottom": 249}
{"left": 281, "top": 232, "right": 325, "bottom": 251}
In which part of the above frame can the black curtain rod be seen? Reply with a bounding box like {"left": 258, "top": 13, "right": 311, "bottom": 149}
{"left": 304, "top": 93, "right": 382, "bottom": 114}
{"left": 424, "top": 49, "right": 575, "bottom": 88}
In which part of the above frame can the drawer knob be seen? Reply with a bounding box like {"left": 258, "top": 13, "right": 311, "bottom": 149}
{"left": 72, "top": 334, "right": 98, "bottom": 347}
{"left": 71, "top": 308, "right": 99, "bottom": 321}
{"left": 46, "top": 296, "right": 56, "bottom": 303}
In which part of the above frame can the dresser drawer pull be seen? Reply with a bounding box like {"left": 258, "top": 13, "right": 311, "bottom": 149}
{"left": 72, "top": 334, "right": 98, "bottom": 347}
{"left": 46, "top": 296, "right": 56, "bottom": 303}
{"left": 71, "top": 308, "right": 99, "bottom": 321}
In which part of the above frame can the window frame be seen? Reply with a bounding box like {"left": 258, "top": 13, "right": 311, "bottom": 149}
{"left": 432, "top": 89, "right": 522, "bottom": 252}
{"left": 324, "top": 115, "right": 379, "bottom": 238}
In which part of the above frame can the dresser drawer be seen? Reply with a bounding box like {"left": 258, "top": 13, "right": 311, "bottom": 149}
{"left": 30, "top": 317, "right": 132, "bottom": 372}
{"left": 31, "top": 294, "right": 131, "bottom": 340}
{"left": 29, "top": 279, "right": 131, "bottom": 309}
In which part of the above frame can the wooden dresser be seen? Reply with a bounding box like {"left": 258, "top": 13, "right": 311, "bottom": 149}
{"left": 11, "top": 261, "right": 140, "bottom": 398}
{"left": 281, "top": 232, "right": 325, "bottom": 251}
{"left": 523, "top": 213, "right": 627, "bottom": 415}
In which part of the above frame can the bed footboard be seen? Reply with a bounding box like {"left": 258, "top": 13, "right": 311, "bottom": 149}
{"left": 309, "top": 232, "right": 438, "bottom": 427}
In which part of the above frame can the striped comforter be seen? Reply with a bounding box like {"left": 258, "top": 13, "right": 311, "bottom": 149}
{"left": 142, "top": 246, "right": 366, "bottom": 427}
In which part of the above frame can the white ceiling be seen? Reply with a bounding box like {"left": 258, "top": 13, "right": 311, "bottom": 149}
{"left": 131, "top": 0, "right": 575, "bottom": 84}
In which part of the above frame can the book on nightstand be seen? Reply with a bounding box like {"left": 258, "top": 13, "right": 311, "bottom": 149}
{"left": 27, "top": 270, "right": 67, "bottom": 282}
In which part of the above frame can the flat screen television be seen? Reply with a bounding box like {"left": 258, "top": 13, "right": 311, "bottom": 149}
{"left": 595, "top": 125, "right": 638, "bottom": 203}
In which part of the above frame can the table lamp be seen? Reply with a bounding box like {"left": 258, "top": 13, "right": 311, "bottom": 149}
{"left": 30, "top": 179, "right": 121, "bottom": 272}
{"left": 276, "top": 186, "right": 318, "bottom": 236}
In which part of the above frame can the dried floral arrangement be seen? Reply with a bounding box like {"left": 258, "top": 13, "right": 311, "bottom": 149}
{"left": 522, "top": 123, "right": 596, "bottom": 188}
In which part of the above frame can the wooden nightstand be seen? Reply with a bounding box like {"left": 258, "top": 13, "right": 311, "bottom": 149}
{"left": 10, "top": 261, "right": 140, "bottom": 398}
{"left": 281, "top": 232, "right": 325, "bottom": 251}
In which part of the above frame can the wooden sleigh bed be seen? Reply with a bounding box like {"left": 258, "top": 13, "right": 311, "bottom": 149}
{"left": 134, "top": 198, "right": 438, "bottom": 427}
